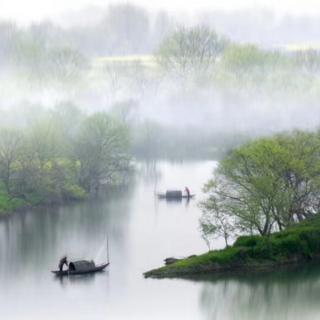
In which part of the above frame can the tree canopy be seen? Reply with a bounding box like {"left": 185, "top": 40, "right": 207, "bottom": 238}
{"left": 75, "top": 113, "right": 130, "bottom": 193}
{"left": 201, "top": 131, "right": 320, "bottom": 243}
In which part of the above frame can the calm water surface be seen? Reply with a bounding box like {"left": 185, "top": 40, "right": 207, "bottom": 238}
{"left": 1, "top": 161, "right": 320, "bottom": 320}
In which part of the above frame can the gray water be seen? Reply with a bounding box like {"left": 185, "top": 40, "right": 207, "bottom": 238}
{"left": 0, "top": 161, "right": 320, "bottom": 320}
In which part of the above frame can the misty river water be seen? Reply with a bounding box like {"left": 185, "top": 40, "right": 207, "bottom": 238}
{"left": 0, "top": 161, "right": 320, "bottom": 320}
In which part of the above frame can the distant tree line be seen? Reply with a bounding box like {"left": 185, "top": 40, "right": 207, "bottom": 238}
{"left": 3, "top": 4, "right": 320, "bottom": 57}
{"left": 0, "top": 3, "right": 174, "bottom": 62}
{"left": 0, "top": 21, "right": 88, "bottom": 85}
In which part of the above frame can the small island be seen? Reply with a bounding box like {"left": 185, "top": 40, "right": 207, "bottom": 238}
{"left": 145, "top": 131, "right": 320, "bottom": 279}
{"left": 145, "top": 215, "right": 320, "bottom": 278}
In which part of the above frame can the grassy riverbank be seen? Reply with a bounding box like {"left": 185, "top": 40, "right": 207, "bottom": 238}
{"left": 144, "top": 216, "right": 320, "bottom": 278}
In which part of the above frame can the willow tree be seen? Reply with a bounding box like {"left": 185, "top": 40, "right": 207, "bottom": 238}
{"left": 201, "top": 131, "right": 320, "bottom": 238}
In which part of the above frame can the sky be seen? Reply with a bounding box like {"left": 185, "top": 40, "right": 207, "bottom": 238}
{"left": 2, "top": 0, "right": 320, "bottom": 24}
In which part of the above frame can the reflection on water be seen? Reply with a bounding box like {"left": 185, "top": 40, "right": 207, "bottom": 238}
{"left": 199, "top": 264, "right": 320, "bottom": 320}
{"left": 0, "top": 160, "right": 320, "bottom": 320}
{"left": 55, "top": 271, "right": 109, "bottom": 288}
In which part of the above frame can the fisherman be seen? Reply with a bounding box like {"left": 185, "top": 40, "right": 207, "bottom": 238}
{"left": 58, "top": 256, "right": 68, "bottom": 272}
{"left": 185, "top": 186, "right": 191, "bottom": 198}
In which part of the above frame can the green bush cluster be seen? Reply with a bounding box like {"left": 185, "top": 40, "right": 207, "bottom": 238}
{"left": 234, "top": 221, "right": 320, "bottom": 261}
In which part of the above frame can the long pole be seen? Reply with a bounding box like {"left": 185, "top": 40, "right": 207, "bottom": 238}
{"left": 107, "top": 234, "right": 110, "bottom": 264}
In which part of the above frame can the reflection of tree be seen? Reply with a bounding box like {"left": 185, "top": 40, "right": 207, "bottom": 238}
{"left": 199, "top": 267, "right": 320, "bottom": 320}
{"left": 140, "top": 161, "right": 162, "bottom": 189}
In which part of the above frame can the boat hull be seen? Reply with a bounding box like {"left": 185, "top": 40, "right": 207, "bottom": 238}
{"left": 52, "top": 263, "right": 109, "bottom": 276}
{"left": 157, "top": 194, "right": 195, "bottom": 200}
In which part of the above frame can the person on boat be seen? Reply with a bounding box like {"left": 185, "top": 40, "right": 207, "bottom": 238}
{"left": 185, "top": 187, "right": 191, "bottom": 198}
{"left": 58, "top": 256, "right": 68, "bottom": 272}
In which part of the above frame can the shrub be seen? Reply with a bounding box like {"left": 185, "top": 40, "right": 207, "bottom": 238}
{"left": 62, "top": 184, "right": 86, "bottom": 200}
{"left": 234, "top": 235, "right": 263, "bottom": 247}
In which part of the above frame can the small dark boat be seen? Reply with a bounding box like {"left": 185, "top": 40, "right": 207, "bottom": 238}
{"left": 157, "top": 190, "right": 195, "bottom": 200}
{"left": 52, "top": 236, "right": 110, "bottom": 277}
{"left": 52, "top": 260, "right": 109, "bottom": 276}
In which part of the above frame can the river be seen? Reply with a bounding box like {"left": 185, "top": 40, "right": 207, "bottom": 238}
{"left": 0, "top": 161, "right": 320, "bottom": 320}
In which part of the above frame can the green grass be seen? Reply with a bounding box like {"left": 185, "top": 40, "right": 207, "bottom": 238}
{"left": 144, "top": 215, "right": 320, "bottom": 278}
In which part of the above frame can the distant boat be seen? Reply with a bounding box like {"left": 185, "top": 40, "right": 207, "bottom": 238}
{"left": 52, "top": 260, "right": 109, "bottom": 276}
{"left": 157, "top": 190, "right": 195, "bottom": 200}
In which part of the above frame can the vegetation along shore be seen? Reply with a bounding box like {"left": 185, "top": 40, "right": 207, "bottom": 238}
{"left": 0, "top": 105, "right": 131, "bottom": 215}
{"left": 145, "top": 130, "right": 320, "bottom": 278}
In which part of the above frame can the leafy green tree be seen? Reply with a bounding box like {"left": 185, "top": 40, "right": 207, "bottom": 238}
{"left": 75, "top": 113, "right": 130, "bottom": 193}
{"left": 202, "top": 131, "right": 320, "bottom": 237}
{"left": 0, "top": 128, "right": 22, "bottom": 194}
{"left": 26, "top": 118, "right": 67, "bottom": 167}
{"left": 200, "top": 196, "right": 234, "bottom": 249}
{"left": 11, "top": 117, "right": 68, "bottom": 201}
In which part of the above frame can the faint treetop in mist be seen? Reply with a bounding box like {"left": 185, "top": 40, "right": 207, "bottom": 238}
{"left": 101, "top": 4, "right": 150, "bottom": 55}
{"left": 156, "top": 25, "right": 229, "bottom": 77}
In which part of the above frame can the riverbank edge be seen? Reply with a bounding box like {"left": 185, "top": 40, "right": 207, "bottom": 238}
{"left": 144, "top": 254, "right": 320, "bottom": 279}
{"left": 0, "top": 182, "right": 133, "bottom": 218}
{"left": 144, "top": 216, "right": 320, "bottom": 279}
{"left": 0, "top": 181, "right": 88, "bottom": 217}
{"left": 0, "top": 196, "right": 87, "bottom": 219}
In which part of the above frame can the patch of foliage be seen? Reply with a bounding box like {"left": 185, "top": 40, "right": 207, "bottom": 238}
{"left": 0, "top": 105, "right": 131, "bottom": 214}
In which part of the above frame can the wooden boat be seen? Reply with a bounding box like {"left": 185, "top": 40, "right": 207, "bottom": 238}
{"left": 52, "top": 236, "right": 110, "bottom": 276}
{"left": 157, "top": 194, "right": 195, "bottom": 199}
{"left": 52, "top": 260, "right": 109, "bottom": 276}
{"left": 157, "top": 190, "right": 195, "bottom": 200}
